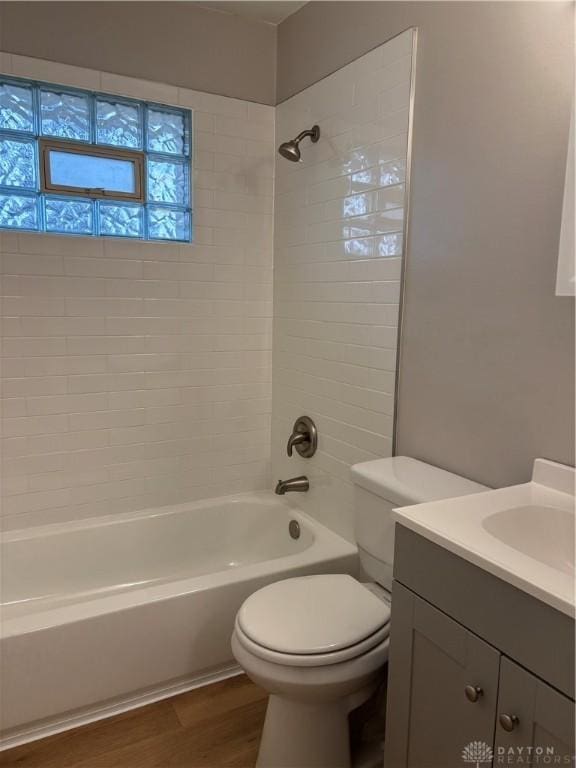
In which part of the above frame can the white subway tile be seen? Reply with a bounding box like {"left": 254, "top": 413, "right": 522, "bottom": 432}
{"left": 27, "top": 430, "right": 109, "bottom": 455}
{"left": 0, "top": 52, "right": 332, "bottom": 528}
{"left": 214, "top": 115, "right": 272, "bottom": 142}
{"left": 100, "top": 72, "right": 178, "bottom": 104}
{"left": 65, "top": 297, "right": 144, "bottom": 316}
{"left": 2, "top": 475, "right": 28, "bottom": 496}
{"left": 2, "top": 296, "right": 66, "bottom": 316}
{"left": 0, "top": 51, "right": 12, "bottom": 74}
{"left": 142, "top": 261, "right": 214, "bottom": 281}
{"left": 11, "top": 55, "right": 101, "bottom": 89}
{"left": 64, "top": 257, "right": 143, "bottom": 279}
{"left": 18, "top": 232, "right": 104, "bottom": 258}
{"left": 3, "top": 488, "right": 72, "bottom": 516}
{"left": 1, "top": 252, "right": 64, "bottom": 276}
{"left": 246, "top": 102, "right": 275, "bottom": 125}
{"left": 200, "top": 92, "right": 249, "bottom": 119}
{"left": 1, "top": 398, "right": 27, "bottom": 418}
{"left": 3, "top": 414, "right": 69, "bottom": 437}
{"left": 272, "top": 33, "right": 413, "bottom": 540}
{"left": 28, "top": 469, "right": 109, "bottom": 492}
{"left": 354, "top": 55, "right": 412, "bottom": 106}
{"left": 27, "top": 393, "right": 109, "bottom": 416}
{"left": 2, "top": 376, "right": 68, "bottom": 397}
{"left": 194, "top": 112, "right": 215, "bottom": 133}
{"left": 69, "top": 409, "right": 146, "bottom": 432}
{"left": 177, "top": 87, "right": 205, "bottom": 110}
{"left": 2, "top": 337, "right": 67, "bottom": 357}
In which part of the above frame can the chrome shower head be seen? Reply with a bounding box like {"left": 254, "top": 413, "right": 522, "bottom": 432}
{"left": 278, "top": 125, "right": 320, "bottom": 162}
{"left": 278, "top": 139, "right": 302, "bottom": 162}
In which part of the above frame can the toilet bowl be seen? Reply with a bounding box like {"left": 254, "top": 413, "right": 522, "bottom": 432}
{"left": 231, "top": 574, "right": 390, "bottom": 768}
{"left": 232, "top": 457, "right": 488, "bottom": 768}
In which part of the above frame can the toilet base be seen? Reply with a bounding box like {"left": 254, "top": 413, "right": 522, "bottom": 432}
{"left": 231, "top": 626, "right": 389, "bottom": 768}
{"left": 257, "top": 693, "right": 364, "bottom": 768}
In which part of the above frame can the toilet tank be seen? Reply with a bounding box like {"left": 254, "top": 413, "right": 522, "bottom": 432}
{"left": 350, "top": 457, "right": 488, "bottom": 590}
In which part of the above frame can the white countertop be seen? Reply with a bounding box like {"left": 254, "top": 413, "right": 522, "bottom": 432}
{"left": 393, "top": 459, "right": 575, "bottom": 617}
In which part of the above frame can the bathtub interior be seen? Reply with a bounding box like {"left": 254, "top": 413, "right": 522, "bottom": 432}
{"left": 1, "top": 494, "right": 316, "bottom": 620}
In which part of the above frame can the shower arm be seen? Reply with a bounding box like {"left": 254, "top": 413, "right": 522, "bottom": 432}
{"left": 295, "top": 126, "right": 320, "bottom": 145}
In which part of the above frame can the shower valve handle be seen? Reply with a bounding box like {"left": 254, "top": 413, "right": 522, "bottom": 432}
{"left": 286, "top": 416, "right": 318, "bottom": 459}
{"left": 287, "top": 432, "right": 308, "bottom": 457}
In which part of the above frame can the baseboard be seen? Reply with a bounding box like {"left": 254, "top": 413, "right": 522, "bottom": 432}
{"left": 0, "top": 664, "right": 243, "bottom": 751}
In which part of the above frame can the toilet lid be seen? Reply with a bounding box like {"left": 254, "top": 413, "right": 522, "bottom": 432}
{"left": 237, "top": 575, "right": 391, "bottom": 655}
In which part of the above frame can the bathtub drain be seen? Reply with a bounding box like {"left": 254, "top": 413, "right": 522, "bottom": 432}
{"left": 289, "top": 520, "right": 300, "bottom": 539}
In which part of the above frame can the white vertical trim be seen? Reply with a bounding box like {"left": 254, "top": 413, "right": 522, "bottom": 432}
{"left": 556, "top": 104, "right": 574, "bottom": 296}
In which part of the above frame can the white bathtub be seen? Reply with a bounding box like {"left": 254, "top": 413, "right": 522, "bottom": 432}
{"left": 0, "top": 492, "right": 358, "bottom": 745}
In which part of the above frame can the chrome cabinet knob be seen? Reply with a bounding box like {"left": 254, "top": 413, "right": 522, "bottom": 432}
{"left": 464, "top": 685, "right": 483, "bottom": 703}
{"left": 499, "top": 714, "right": 519, "bottom": 732}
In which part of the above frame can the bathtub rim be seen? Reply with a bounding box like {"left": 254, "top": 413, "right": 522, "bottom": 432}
{"left": 1, "top": 490, "right": 308, "bottom": 543}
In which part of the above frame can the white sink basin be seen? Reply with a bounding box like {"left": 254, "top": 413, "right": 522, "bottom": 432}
{"left": 393, "top": 459, "right": 575, "bottom": 616}
{"left": 482, "top": 505, "right": 575, "bottom": 576}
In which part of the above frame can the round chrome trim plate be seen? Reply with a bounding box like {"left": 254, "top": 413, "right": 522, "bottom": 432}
{"left": 289, "top": 520, "right": 300, "bottom": 539}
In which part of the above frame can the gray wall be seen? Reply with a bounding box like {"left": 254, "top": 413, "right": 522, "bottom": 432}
{"left": 0, "top": 0, "right": 573, "bottom": 487}
{"left": 278, "top": 1, "right": 575, "bottom": 487}
{"left": 0, "top": 2, "right": 276, "bottom": 104}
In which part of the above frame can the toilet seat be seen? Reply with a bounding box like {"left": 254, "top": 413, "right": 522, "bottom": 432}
{"left": 235, "top": 574, "right": 391, "bottom": 667}
{"left": 234, "top": 617, "right": 390, "bottom": 667}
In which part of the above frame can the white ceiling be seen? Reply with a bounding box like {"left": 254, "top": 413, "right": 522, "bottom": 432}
{"left": 194, "top": 1, "right": 307, "bottom": 25}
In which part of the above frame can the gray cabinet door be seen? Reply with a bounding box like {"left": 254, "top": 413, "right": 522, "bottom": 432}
{"left": 384, "top": 582, "right": 501, "bottom": 768}
{"left": 494, "top": 657, "right": 575, "bottom": 766}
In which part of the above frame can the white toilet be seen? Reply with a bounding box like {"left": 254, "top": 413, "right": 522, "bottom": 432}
{"left": 232, "top": 457, "right": 487, "bottom": 768}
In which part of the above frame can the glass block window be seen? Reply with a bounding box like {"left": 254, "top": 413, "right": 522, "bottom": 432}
{"left": 0, "top": 77, "right": 192, "bottom": 241}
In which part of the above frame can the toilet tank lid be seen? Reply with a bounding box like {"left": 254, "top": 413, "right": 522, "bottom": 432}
{"left": 350, "top": 456, "right": 488, "bottom": 506}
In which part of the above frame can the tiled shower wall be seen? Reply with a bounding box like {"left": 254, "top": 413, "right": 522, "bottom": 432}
{"left": 272, "top": 30, "right": 415, "bottom": 541}
{"left": 0, "top": 54, "right": 274, "bottom": 529}
{"left": 1, "top": 35, "right": 414, "bottom": 536}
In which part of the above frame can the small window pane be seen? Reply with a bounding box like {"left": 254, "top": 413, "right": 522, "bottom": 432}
{"left": 45, "top": 197, "right": 93, "bottom": 234}
{"left": 0, "top": 137, "right": 36, "bottom": 189}
{"left": 99, "top": 202, "right": 143, "bottom": 237}
{"left": 147, "top": 108, "right": 186, "bottom": 155}
{"left": 0, "top": 82, "right": 34, "bottom": 132}
{"left": 0, "top": 192, "right": 38, "bottom": 230}
{"left": 147, "top": 158, "right": 188, "bottom": 205}
{"left": 96, "top": 99, "right": 142, "bottom": 149}
{"left": 41, "top": 90, "right": 90, "bottom": 141}
{"left": 47, "top": 149, "right": 137, "bottom": 194}
{"left": 148, "top": 206, "right": 189, "bottom": 241}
